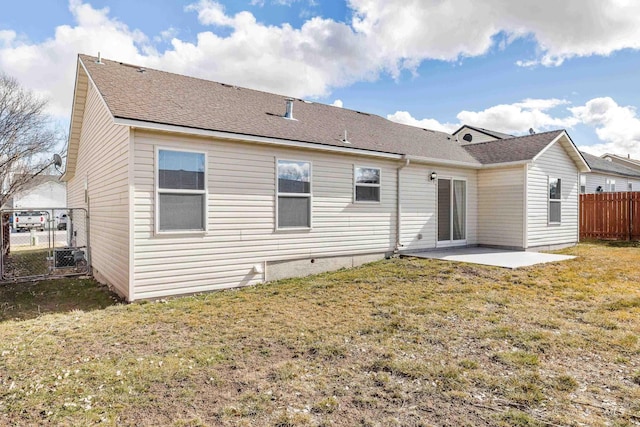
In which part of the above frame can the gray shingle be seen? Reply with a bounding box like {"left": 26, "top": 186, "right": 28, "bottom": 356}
{"left": 462, "top": 130, "right": 565, "bottom": 164}
{"left": 79, "top": 55, "right": 480, "bottom": 165}
{"left": 581, "top": 151, "right": 640, "bottom": 178}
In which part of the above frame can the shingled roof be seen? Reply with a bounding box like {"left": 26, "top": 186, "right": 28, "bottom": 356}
{"left": 462, "top": 130, "right": 568, "bottom": 164}
{"left": 581, "top": 151, "right": 640, "bottom": 178}
{"left": 78, "top": 55, "right": 480, "bottom": 165}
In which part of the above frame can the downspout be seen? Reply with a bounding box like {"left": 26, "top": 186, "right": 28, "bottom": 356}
{"left": 395, "top": 156, "right": 410, "bottom": 253}
{"left": 523, "top": 163, "right": 528, "bottom": 250}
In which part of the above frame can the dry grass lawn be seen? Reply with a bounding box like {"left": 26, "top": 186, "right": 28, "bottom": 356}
{"left": 1, "top": 242, "right": 639, "bottom": 426}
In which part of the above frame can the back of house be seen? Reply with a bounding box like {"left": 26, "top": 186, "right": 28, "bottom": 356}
{"left": 63, "top": 55, "right": 589, "bottom": 301}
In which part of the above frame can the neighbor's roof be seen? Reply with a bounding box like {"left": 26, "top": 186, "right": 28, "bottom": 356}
{"left": 462, "top": 130, "right": 569, "bottom": 164}
{"left": 452, "top": 124, "right": 514, "bottom": 140}
{"left": 12, "top": 174, "right": 62, "bottom": 189}
{"left": 77, "top": 55, "right": 480, "bottom": 166}
{"left": 601, "top": 153, "right": 640, "bottom": 169}
{"left": 581, "top": 152, "right": 640, "bottom": 178}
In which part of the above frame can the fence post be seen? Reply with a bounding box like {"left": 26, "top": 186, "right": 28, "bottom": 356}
{"left": 631, "top": 192, "right": 634, "bottom": 241}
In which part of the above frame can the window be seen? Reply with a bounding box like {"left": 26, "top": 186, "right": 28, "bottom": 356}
{"left": 157, "top": 149, "right": 206, "bottom": 232}
{"left": 277, "top": 159, "right": 311, "bottom": 229}
{"left": 629, "top": 183, "right": 633, "bottom": 191}
{"left": 354, "top": 166, "right": 381, "bottom": 202}
{"left": 549, "top": 177, "right": 561, "bottom": 224}
{"left": 606, "top": 178, "right": 615, "bottom": 192}
{"left": 580, "top": 174, "right": 586, "bottom": 194}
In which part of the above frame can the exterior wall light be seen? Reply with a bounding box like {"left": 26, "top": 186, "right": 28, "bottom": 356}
{"left": 430, "top": 171, "right": 438, "bottom": 181}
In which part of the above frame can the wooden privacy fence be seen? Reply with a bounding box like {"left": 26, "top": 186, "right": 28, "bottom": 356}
{"left": 580, "top": 192, "right": 640, "bottom": 241}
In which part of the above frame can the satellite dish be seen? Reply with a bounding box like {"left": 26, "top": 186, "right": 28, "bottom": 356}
{"left": 529, "top": 128, "right": 535, "bottom": 135}
{"left": 52, "top": 153, "right": 64, "bottom": 175}
{"left": 53, "top": 153, "right": 63, "bottom": 168}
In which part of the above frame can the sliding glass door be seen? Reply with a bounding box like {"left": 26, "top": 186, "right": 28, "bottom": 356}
{"left": 438, "top": 178, "right": 466, "bottom": 244}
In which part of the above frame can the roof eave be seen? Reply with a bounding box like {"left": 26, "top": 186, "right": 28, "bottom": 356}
{"left": 588, "top": 168, "right": 640, "bottom": 179}
{"left": 404, "top": 155, "right": 481, "bottom": 168}
{"left": 478, "top": 159, "right": 531, "bottom": 169}
{"left": 533, "top": 131, "right": 591, "bottom": 173}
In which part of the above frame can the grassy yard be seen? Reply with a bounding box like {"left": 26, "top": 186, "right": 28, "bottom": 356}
{"left": 1, "top": 243, "right": 639, "bottom": 426}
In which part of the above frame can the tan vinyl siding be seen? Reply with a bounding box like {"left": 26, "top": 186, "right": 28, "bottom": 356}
{"left": 477, "top": 167, "right": 524, "bottom": 248}
{"left": 132, "top": 131, "right": 398, "bottom": 300}
{"left": 400, "top": 165, "right": 477, "bottom": 251}
{"left": 66, "top": 81, "right": 130, "bottom": 298}
{"left": 527, "top": 142, "right": 579, "bottom": 248}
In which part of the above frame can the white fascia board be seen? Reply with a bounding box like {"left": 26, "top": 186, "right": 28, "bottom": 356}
{"left": 64, "top": 62, "right": 83, "bottom": 180}
{"left": 479, "top": 159, "right": 531, "bottom": 169}
{"left": 114, "top": 118, "right": 404, "bottom": 161}
{"left": 404, "top": 155, "right": 481, "bottom": 169}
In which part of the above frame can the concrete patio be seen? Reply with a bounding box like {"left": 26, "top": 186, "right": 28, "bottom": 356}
{"left": 404, "top": 246, "right": 576, "bottom": 269}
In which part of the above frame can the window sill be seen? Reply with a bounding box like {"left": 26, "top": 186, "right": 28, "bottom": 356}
{"left": 155, "top": 230, "right": 207, "bottom": 237}
{"left": 274, "top": 227, "right": 312, "bottom": 233}
{"left": 353, "top": 200, "right": 381, "bottom": 204}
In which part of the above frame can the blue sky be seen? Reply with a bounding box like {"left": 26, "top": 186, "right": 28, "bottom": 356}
{"left": 2, "top": 0, "right": 640, "bottom": 156}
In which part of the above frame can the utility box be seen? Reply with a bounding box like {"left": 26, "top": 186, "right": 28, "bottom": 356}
{"left": 54, "top": 248, "right": 75, "bottom": 268}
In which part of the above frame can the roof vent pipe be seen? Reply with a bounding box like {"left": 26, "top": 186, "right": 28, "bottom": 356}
{"left": 284, "top": 98, "right": 294, "bottom": 119}
{"left": 342, "top": 130, "right": 351, "bottom": 144}
{"left": 96, "top": 52, "right": 103, "bottom": 64}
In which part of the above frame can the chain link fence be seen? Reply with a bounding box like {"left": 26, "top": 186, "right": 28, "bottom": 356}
{"left": 0, "top": 208, "right": 90, "bottom": 282}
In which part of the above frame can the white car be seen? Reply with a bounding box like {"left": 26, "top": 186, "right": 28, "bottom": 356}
{"left": 14, "top": 211, "right": 46, "bottom": 232}
{"left": 57, "top": 214, "right": 69, "bottom": 230}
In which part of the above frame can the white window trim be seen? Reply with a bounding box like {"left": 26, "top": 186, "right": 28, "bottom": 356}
{"left": 155, "top": 146, "right": 208, "bottom": 235}
{"left": 548, "top": 176, "right": 561, "bottom": 225}
{"left": 606, "top": 178, "right": 616, "bottom": 192}
{"left": 353, "top": 165, "right": 382, "bottom": 204}
{"left": 275, "top": 158, "right": 312, "bottom": 231}
{"left": 436, "top": 176, "right": 468, "bottom": 247}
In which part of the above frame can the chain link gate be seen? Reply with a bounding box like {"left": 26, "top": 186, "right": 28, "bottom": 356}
{"left": 0, "top": 208, "right": 90, "bottom": 282}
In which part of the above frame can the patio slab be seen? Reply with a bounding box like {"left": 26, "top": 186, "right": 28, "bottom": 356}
{"left": 405, "top": 247, "right": 575, "bottom": 269}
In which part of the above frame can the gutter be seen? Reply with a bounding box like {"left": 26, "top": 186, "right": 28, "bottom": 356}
{"left": 395, "top": 156, "right": 410, "bottom": 253}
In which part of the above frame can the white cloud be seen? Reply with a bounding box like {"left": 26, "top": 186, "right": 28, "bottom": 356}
{"left": 1, "top": 0, "right": 639, "bottom": 126}
{"left": 186, "top": 0, "right": 235, "bottom": 27}
{"left": 156, "top": 27, "right": 179, "bottom": 42}
{"left": 386, "top": 111, "right": 456, "bottom": 133}
{"left": 391, "top": 96, "right": 640, "bottom": 158}
{"left": 572, "top": 97, "right": 640, "bottom": 157}
{"left": 456, "top": 101, "right": 579, "bottom": 135}
{"left": 331, "top": 99, "right": 343, "bottom": 108}
{"left": 0, "top": 0, "right": 152, "bottom": 117}
{"left": 389, "top": 98, "right": 581, "bottom": 136}
{"left": 349, "top": 0, "right": 640, "bottom": 69}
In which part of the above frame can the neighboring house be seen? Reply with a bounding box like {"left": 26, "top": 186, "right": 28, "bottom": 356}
{"left": 63, "top": 55, "right": 590, "bottom": 301}
{"left": 600, "top": 153, "right": 640, "bottom": 173}
{"left": 9, "top": 176, "right": 67, "bottom": 229}
{"left": 579, "top": 152, "right": 640, "bottom": 193}
{"left": 452, "top": 125, "right": 514, "bottom": 144}
{"left": 11, "top": 176, "right": 67, "bottom": 210}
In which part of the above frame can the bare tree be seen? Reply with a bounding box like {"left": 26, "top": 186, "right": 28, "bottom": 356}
{"left": 0, "top": 73, "right": 61, "bottom": 208}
